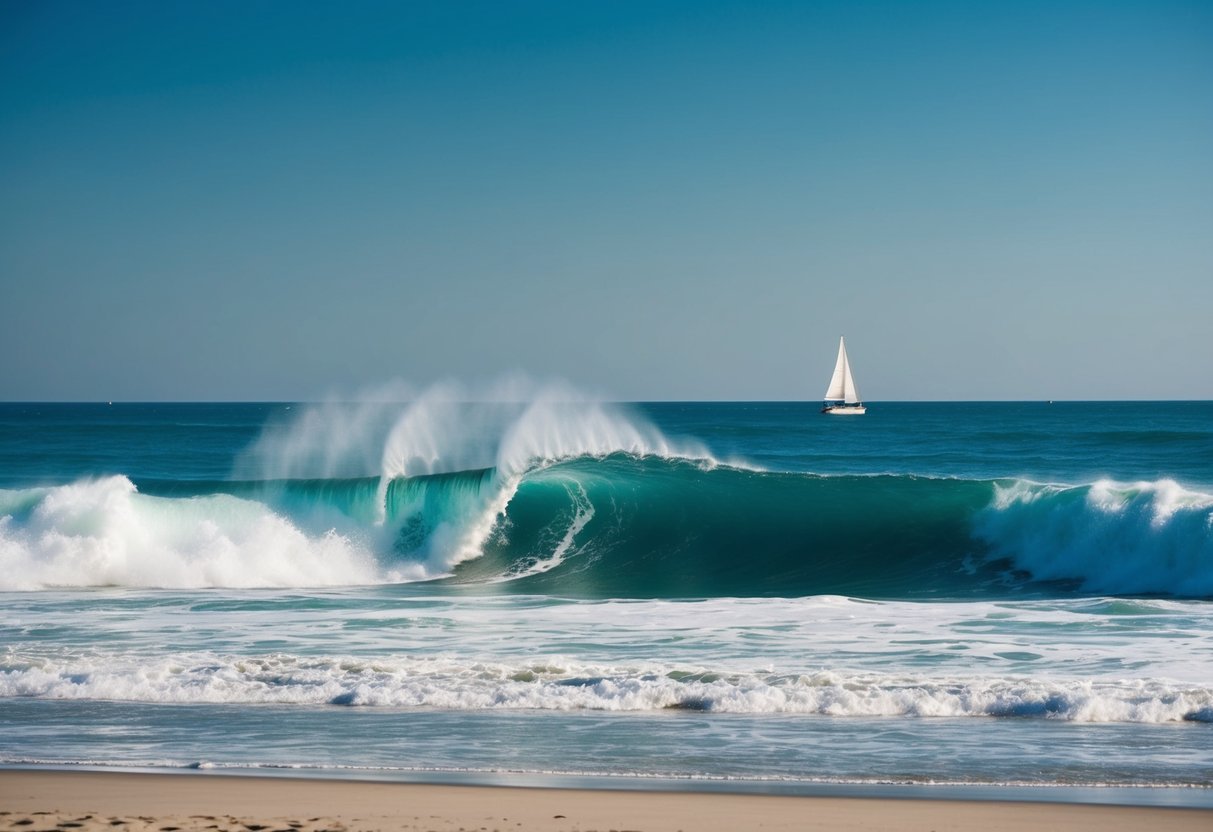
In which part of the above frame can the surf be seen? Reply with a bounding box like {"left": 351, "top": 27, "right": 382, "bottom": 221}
{"left": 5, "top": 646, "right": 1210, "bottom": 722}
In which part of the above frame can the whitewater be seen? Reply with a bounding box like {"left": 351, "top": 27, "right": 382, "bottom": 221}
{"left": 1, "top": 390, "right": 1211, "bottom": 798}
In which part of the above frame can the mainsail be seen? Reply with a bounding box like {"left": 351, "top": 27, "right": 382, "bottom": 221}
{"left": 823, "top": 336, "right": 861, "bottom": 404}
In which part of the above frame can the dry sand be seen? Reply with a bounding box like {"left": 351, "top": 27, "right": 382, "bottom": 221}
{"left": 2, "top": 771, "right": 1210, "bottom": 832}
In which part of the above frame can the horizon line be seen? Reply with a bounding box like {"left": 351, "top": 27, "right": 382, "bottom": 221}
{"left": 2, "top": 399, "right": 1211, "bottom": 406}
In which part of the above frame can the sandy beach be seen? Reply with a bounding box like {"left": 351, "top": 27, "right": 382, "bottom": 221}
{"left": 2, "top": 771, "right": 1211, "bottom": 832}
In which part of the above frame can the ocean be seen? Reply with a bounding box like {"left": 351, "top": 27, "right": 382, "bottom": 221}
{"left": 2, "top": 395, "right": 1211, "bottom": 804}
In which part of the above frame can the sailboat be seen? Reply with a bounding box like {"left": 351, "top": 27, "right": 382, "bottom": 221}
{"left": 822, "top": 336, "right": 866, "bottom": 415}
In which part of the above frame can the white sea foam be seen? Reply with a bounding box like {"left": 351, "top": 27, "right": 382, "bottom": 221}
{"left": 0, "top": 477, "right": 385, "bottom": 590}
{"left": 979, "top": 478, "right": 1213, "bottom": 596}
{"left": 4, "top": 649, "right": 1210, "bottom": 723}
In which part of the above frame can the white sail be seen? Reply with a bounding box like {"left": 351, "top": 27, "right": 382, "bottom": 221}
{"left": 843, "top": 347, "right": 860, "bottom": 404}
{"left": 823, "top": 336, "right": 861, "bottom": 403}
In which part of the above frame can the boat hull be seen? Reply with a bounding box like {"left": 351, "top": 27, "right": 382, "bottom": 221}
{"left": 822, "top": 405, "right": 866, "bottom": 415}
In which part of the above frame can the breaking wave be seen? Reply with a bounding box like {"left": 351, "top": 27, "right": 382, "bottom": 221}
{"left": 2, "top": 467, "right": 1210, "bottom": 598}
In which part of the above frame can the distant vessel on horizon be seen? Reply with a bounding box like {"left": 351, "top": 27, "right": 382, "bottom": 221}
{"left": 822, "top": 336, "right": 866, "bottom": 415}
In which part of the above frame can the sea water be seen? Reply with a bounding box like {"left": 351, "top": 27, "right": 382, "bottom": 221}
{"left": 1, "top": 395, "right": 1211, "bottom": 802}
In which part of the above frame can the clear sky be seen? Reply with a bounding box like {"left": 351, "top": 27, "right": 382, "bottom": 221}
{"left": 2, "top": 0, "right": 1210, "bottom": 401}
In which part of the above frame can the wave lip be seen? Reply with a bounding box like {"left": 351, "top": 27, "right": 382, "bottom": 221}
{"left": 5, "top": 650, "right": 1211, "bottom": 724}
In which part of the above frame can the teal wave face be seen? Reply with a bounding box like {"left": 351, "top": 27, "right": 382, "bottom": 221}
{"left": 448, "top": 461, "right": 1002, "bottom": 598}
{"left": 155, "top": 461, "right": 1009, "bottom": 598}
{"left": 457, "top": 459, "right": 1211, "bottom": 599}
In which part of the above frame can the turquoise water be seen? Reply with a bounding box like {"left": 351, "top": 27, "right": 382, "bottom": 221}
{"left": 1, "top": 398, "right": 1211, "bottom": 799}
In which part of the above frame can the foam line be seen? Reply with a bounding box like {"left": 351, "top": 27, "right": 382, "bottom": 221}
{"left": 5, "top": 649, "right": 1210, "bottom": 723}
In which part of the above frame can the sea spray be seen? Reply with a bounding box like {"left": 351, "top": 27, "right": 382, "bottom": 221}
{"left": 238, "top": 378, "right": 711, "bottom": 482}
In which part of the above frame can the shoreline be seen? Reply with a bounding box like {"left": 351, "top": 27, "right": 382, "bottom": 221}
{"left": 3, "top": 771, "right": 1212, "bottom": 832}
{"left": 4, "top": 764, "right": 1213, "bottom": 808}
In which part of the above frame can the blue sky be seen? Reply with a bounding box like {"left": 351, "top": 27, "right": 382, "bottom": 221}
{"left": 2, "top": 1, "right": 1210, "bottom": 400}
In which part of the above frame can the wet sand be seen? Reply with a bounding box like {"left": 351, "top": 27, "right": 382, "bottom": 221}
{"left": 2, "top": 771, "right": 1211, "bottom": 832}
